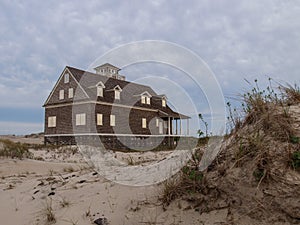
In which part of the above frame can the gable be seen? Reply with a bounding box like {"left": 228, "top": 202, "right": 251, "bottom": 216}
{"left": 43, "top": 67, "right": 89, "bottom": 106}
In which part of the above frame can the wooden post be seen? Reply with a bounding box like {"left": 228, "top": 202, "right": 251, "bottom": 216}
{"left": 187, "top": 118, "right": 189, "bottom": 136}
{"left": 180, "top": 118, "right": 183, "bottom": 135}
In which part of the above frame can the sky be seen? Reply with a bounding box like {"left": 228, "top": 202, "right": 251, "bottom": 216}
{"left": 0, "top": 0, "right": 300, "bottom": 135}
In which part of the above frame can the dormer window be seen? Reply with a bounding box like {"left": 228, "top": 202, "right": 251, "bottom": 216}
{"left": 96, "top": 81, "right": 105, "bottom": 97}
{"left": 140, "top": 91, "right": 152, "bottom": 105}
{"left": 115, "top": 90, "right": 120, "bottom": 100}
{"left": 64, "top": 73, "right": 69, "bottom": 83}
{"left": 162, "top": 98, "right": 166, "bottom": 107}
{"left": 97, "top": 86, "right": 103, "bottom": 97}
{"left": 141, "top": 96, "right": 150, "bottom": 104}
{"left": 113, "top": 85, "right": 122, "bottom": 100}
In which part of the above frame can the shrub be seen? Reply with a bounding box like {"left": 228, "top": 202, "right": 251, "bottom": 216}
{"left": 0, "top": 139, "right": 33, "bottom": 159}
{"left": 290, "top": 151, "right": 300, "bottom": 171}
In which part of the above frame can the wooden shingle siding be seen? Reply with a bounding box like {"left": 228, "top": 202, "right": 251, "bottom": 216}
{"left": 43, "top": 65, "right": 187, "bottom": 149}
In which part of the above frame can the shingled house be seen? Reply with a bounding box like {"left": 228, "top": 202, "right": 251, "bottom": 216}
{"left": 43, "top": 63, "right": 190, "bottom": 149}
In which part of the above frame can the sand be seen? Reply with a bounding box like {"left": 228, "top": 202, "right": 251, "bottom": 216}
{"left": 0, "top": 136, "right": 228, "bottom": 225}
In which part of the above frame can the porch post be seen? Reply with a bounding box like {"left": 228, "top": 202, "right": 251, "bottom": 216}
{"left": 180, "top": 118, "right": 183, "bottom": 135}
{"left": 187, "top": 118, "right": 189, "bottom": 136}
{"left": 168, "top": 117, "right": 171, "bottom": 136}
{"left": 176, "top": 119, "right": 178, "bottom": 135}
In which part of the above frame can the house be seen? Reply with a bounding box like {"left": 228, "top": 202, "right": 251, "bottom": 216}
{"left": 43, "top": 63, "right": 190, "bottom": 149}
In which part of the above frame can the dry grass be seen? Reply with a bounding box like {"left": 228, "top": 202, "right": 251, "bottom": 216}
{"left": 161, "top": 81, "right": 300, "bottom": 210}
{"left": 0, "top": 139, "right": 33, "bottom": 159}
{"left": 42, "top": 198, "right": 56, "bottom": 224}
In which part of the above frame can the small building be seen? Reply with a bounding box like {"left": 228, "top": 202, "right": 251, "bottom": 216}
{"left": 43, "top": 63, "right": 190, "bottom": 149}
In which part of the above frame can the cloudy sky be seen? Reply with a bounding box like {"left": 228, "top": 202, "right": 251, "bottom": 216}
{"left": 1, "top": 0, "right": 300, "bottom": 135}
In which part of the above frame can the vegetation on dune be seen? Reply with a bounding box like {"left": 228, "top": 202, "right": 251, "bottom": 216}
{"left": 0, "top": 139, "right": 33, "bottom": 159}
{"left": 161, "top": 79, "right": 300, "bottom": 223}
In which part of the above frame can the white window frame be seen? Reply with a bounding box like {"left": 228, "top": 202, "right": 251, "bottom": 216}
{"left": 162, "top": 99, "right": 166, "bottom": 107}
{"left": 64, "top": 73, "right": 69, "bottom": 83}
{"left": 141, "top": 96, "right": 150, "bottom": 104}
{"left": 76, "top": 113, "right": 86, "bottom": 126}
{"left": 68, "top": 88, "right": 74, "bottom": 98}
{"left": 110, "top": 115, "right": 115, "bottom": 126}
{"left": 59, "top": 90, "right": 64, "bottom": 100}
{"left": 115, "top": 90, "right": 120, "bottom": 100}
{"left": 146, "top": 96, "right": 150, "bottom": 104}
{"left": 97, "top": 86, "right": 103, "bottom": 97}
{"left": 48, "top": 116, "right": 56, "bottom": 128}
{"left": 97, "top": 113, "right": 103, "bottom": 126}
{"left": 142, "top": 118, "right": 147, "bottom": 128}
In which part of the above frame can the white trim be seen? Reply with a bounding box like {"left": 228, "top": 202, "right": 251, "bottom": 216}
{"left": 45, "top": 100, "right": 158, "bottom": 113}
{"left": 44, "top": 67, "right": 89, "bottom": 106}
{"left": 139, "top": 91, "right": 152, "bottom": 97}
{"left": 96, "top": 81, "right": 105, "bottom": 88}
{"left": 45, "top": 133, "right": 188, "bottom": 137}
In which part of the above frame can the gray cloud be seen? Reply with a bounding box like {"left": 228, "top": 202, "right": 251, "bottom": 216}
{"left": 1, "top": 0, "right": 300, "bottom": 133}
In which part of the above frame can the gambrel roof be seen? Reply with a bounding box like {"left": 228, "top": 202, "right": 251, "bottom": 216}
{"left": 43, "top": 66, "right": 189, "bottom": 119}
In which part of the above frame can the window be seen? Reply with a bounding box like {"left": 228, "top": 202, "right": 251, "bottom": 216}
{"left": 115, "top": 90, "right": 120, "bottom": 100}
{"left": 76, "top": 113, "right": 86, "bottom": 126}
{"left": 64, "top": 73, "right": 69, "bottom": 83}
{"left": 156, "top": 118, "right": 159, "bottom": 127}
{"left": 162, "top": 99, "right": 166, "bottom": 107}
{"left": 97, "top": 114, "right": 103, "bottom": 125}
{"left": 164, "top": 121, "right": 168, "bottom": 128}
{"left": 59, "top": 90, "right": 64, "bottom": 100}
{"left": 141, "top": 96, "right": 146, "bottom": 104}
{"left": 142, "top": 118, "right": 147, "bottom": 128}
{"left": 48, "top": 116, "right": 56, "bottom": 128}
{"left": 141, "top": 96, "right": 150, "bottom": 104}
{"left": 110, "top": 115, "right": 115, "bottom": 126}
{"left": 68, "top": 88, "right": 73, "bottom": 98}
{"left": 97, "top": 86, "right": 103, "bottom": 97}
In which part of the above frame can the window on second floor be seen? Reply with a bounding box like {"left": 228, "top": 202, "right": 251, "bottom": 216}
{"left": 76, "top": 113, "right": 86, "bottom": 126}
{"left": 110, "top": 114, "right": 115, "bottom": 126}
{"left": 68, "top": 88, "right": 74, "bottom": 98}
{"left": 142, "top": 118, "right": 147, "bottom": 128}
{"left": 141, "top": 96, "right": 151, "bottom": 104}
{"left": 59, "top": 90, "right": 64, "bottom": 100}
{"left": 162, "top": 98, "right": 166, "bottom": 107}
{"left": 97, "top": 113, "right": 103, "bottom": 126}
{"left": 97, "top": 86, "right": 103, "bottom": 97}
{"left": 115, "top": 90, "right": 120, "bottom": 100}
{"left": 48, "top": 116, "right": 56, "bottom": 128}
{"left": 156, "top": 118, "right": 159, "bottom": 127}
